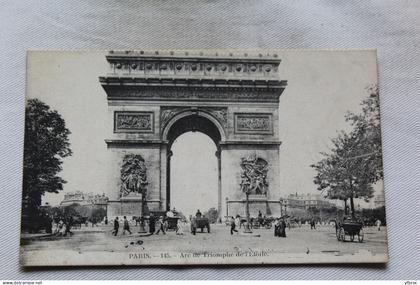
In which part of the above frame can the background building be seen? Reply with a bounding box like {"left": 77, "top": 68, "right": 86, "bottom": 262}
{"left": 284, "top": 193, "right": 337, "bottom": 210}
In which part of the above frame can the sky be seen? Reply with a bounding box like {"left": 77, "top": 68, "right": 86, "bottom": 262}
{"left": 26, "top": 50, "right": 382, "bottom": 211}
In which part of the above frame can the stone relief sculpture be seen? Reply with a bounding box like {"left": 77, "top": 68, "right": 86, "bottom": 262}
{"left": 237, "top": 116, "right": 270, "bottom": 131}
{"left": 115, "top": 112, "right": 152, "bottom": 131}
{"left": 240, "top": 154, "right": 269, "bottom": 195}
{"left": 201, "top": 107, "right": 228, "bottom": 128}
{"left": 160, "top": 107, "right": 187, "bottom": 127}
{"left": 120, "top": 154, "right": 148, "bottom": 197}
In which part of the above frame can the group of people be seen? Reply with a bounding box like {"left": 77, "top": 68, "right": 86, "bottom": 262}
{"left": 111, "top": 211, "right": 186, "bottom": 236}
{"left": 229, "top": 215, "right": 241, "bottom": 235}
{"left": 228, "top": 214, "right": 288, "bottom": 238}
{"left": 274, "top": 218, "right": 287, "bottom": 237}
{"left": 112, "top": 216, "right": 132, "bottom": 236}
{"left": 52, "top": 216, "right": 73, "bottom": 237}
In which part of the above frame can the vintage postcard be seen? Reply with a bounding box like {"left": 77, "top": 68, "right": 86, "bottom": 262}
{"left": 20, "top": 50, "right": 388, "bottom": 266}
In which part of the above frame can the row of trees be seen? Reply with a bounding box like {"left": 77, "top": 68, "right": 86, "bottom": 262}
{"left": 311, "top": 86, "right": 384, "bottom": 218}
{"left": 48, "top": 204, "right": 107, "bottom": 224}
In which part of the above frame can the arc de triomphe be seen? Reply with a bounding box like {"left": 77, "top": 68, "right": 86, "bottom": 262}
{"left": 99, "top": 51, "right": 287, "bottom": 219}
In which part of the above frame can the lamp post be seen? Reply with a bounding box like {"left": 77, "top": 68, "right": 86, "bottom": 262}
{"left": 225, "top": 197, "right": 229, "bottom": 219}
{"left": 244, "top": 192, "right": 252, "bottom": 233}
{"left": 138, "top": 192, "right": 147, "bottom": 233}
{"left": 280, "top": 199, "right": 283, "bottom": 216}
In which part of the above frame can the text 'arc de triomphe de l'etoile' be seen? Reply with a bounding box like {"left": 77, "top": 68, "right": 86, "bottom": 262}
{"left": 99, "top": 51, "right": 287, "bottom": 219}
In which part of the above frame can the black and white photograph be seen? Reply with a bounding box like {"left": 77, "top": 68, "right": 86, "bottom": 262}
{"left": 20, "top": 49, "right": 387, "bottom": 266}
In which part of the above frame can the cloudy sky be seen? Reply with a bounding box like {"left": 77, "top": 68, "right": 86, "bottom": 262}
{"left": 27, "top": 50, "right": 380, "bottom": 213}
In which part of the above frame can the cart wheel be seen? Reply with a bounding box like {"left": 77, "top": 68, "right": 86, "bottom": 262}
{"left": 350, "top": 235, "right": 355, "bottom": 242}
{"left": 339, "top": 227, "right": 346, "bottom": 242}
{"left": 358, "top": 229, "right": 364, "bottom": 243}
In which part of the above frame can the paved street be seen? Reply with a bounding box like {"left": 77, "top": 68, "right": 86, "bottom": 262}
{"left": 21, "top": 223, "right": 388, "bottom": 265}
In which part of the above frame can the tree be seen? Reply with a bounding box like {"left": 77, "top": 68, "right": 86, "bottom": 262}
{"left": 90, "top": 207, "right": 107, "bottom": 224}
{"left": 22, "top": 99, "right": 72, "bottom": 231}
{"left": 311, "top": 86, "right": 382, "bottom": 217}
{"left": 204, "top": 207, "right": 218, "bottom": 223}
{"left": 345, "top": 85, "right": 383, "bottom": 182}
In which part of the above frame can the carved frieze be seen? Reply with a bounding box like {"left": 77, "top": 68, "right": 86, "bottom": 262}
{"left": 102, "top": 86, "right": 283, "bottom": 103}
{"left": 234, "top": 113, "right": 273, "bottom": 134}
{"left": 114, "top": 111, "right": 154, "bottom": 133}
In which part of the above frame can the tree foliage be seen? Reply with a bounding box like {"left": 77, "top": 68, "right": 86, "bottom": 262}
{"left": 311, "top": 86, "right": 383, "bottom": 216}
{"left": 22, "top": 99, "right": 72, "bottom": 219}
{"left": 204, "top": 207, "right": 219, "bottom": 223}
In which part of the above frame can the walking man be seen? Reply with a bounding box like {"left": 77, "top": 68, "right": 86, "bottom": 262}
{"left": 122, "top": 216, "right": 132, "bottom": 235}
{"left": 230, "top": 216, "right": 238, "bottom": 235}
{"left": 149, "top": 213, "right": 156, "bottom": 234}
{"left": 113, "top": 217, "right": 119, "bottom": 236}
{"left": 310, "top": 218, "right": 316, "bottom": 230}
{"left": 274, "top": 218, "right": 279, "bottom": 237}
{"left": 155, "top": 216, "right": 166, "bottom": 235}
{"left": 279, "top": 218, "right": 287, "bottom": 237}
{"left": 375, "top": 219, "right": 382, "bottom": 231}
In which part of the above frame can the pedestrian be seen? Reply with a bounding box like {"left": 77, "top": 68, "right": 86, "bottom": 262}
{"left": 65, "top": 216, "right": 73, "bottom": 236}
{"left": 230, "top": 216, "right": 238, "bottom": 235}
{"left": 375, "top": 219, "right": 382, "bottom": 231}
{"left": 45, "top": 214, "right": 52, "bottom": 234}
{"left": 191, "top": 217, "right": 197, "bottom": 235}
{"left": 258, "top": 210, "right": 263, "bottom": 226}
{"left": 176, "top": 219, "right": 184, "bottom": 235}
{"left": 56, "top": 219, "right": 65, "bottom": 237}
{"left": 279, "top": 218, "right": 287, "bottom": 237}
{"left": 122, "top": 216, "right": 132, "bottom": 235}
{"left": 310, "top": 218, "right": 316, "bottom": 230}
{"left": 155, "top": 216, "right": 166, "bottom": 235}
{"left": 235, "top": 215, "right": 241, "bottom": 229}
{"left": 273, "top": 218, "right": 280, "bottom": 236}
{"left": 113, "top": 217, "right": 119, "bottom": 236}
{"left": 149, "top": 213, "right": 156, "bottom": 234}
{"left": 104, "top": 216, "right": 108, "bottom": 225}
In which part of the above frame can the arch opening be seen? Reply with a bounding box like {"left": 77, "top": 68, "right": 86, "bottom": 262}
{"left": 165, "top": 114, "right": 223, "bottom": 217}
{"left": 165, "top": 114, "right": 222, "bottom": 149}
{"left": 170, "top": 132, "right": 218, "bottom": 218}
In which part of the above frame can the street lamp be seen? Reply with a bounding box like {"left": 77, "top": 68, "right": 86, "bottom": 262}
{"left": 138, "top": 192, "right": 147, "bottom": 233}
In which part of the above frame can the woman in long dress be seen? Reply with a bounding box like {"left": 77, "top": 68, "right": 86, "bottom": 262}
{"left": 176, "top": 219, "right": 184, "bottom": 235}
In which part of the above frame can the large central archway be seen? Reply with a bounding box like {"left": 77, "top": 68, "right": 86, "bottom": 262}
{"left": 163, "top": 112, "right": 224, "bottom": 215}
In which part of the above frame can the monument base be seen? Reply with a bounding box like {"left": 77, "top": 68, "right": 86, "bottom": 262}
{"left": 107, "top": 198, "right": 162, "bottom": 219}
{"left": 226, "top": 196, "right": 282, "bottom": 218}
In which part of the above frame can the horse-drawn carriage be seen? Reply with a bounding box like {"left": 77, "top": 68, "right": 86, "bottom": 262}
{"left": 335, "top": 217, "right": 364, "bottom": 242}
{"left": 246, "top": 217, "right": 274, "bottom": 229}
{"left": 166, "top": 216, "right": 180, "bottom": 231}
{"left": 191, "top": 217, "right": 210, "bottom": 234}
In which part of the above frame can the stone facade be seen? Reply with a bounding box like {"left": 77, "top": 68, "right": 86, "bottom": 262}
{"left": 99, "top": 50, "right": 287, "bottom": 219}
